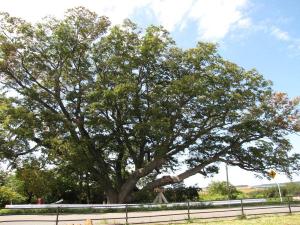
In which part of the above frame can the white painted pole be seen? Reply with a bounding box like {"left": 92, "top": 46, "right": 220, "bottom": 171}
{"left": 226, "top": 163, "right": 229, "bottom": 200}
{"left": 276, "top": 181, "right": 283, "bottom": 203}
{"left": 268, "top": 170, "right": 282, "bottom": 203}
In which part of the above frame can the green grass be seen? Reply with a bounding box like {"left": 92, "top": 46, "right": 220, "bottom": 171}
{"left": 93, "top": 214, "right": 300, "bottom": 225}
{"left": 179, "top": 214, "right": 300, "bottom": 225}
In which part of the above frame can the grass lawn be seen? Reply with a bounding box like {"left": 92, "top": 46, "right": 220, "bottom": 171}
{"left": 185, "top": 214, "right": 300, "bottom": 225}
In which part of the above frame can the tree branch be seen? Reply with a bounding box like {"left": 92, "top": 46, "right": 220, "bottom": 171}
{"left": 144, "top": 153, "right": 221, "bottom": 190}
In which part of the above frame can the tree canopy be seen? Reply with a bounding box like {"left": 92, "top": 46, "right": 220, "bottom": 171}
{"left": 0, "top": 7, "right": 299, "bottom": 203}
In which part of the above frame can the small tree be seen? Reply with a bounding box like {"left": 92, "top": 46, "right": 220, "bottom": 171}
{"left": 0, "top": 172, "right": 25, "bottom": 206}
{"left": 285, "top": 182, "right": 300, "bottom": 196}
{"left": 15, "top": 160, "right": 54, "bottom": 203}
{"left": 0, "top": 186, "right": 25, "bottom": 207}
{"left": 202, "top": 181, "right": 241, "bottom": 200}
{"left": 263, "top": 182, "right": 300, "bottom": 198}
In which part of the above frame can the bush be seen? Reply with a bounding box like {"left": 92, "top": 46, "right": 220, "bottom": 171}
{"left": 246, "top": 190, "right": 266, "bottom": 199}
{"left": 200, "top": 181, "right": 241, "bottom": 200}
{"left": 132, "top": 186, "right": 200, "bottom": 203}
{"left": 245, "top": 182, "right": 300, "bottom": 199}
{"left": 164, "top": 186, "right": 200, "bottom": 202}
{"left": 285, "top": 182, "right": 300, "bottom": 196}
{"left": 0, "top": 186, "right": 25, "bottom": 207}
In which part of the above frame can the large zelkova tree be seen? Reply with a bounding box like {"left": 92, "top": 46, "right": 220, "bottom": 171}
{"left": 0, "top": 7, "right": 299, "bottom": 203}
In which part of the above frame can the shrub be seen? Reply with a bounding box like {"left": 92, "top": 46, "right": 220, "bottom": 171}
{"left": 200, "top": 181, "right": 241, "bottom": 200}
{"left": 132, "top": 186, "right": 200, "bottom": 203}
{"left": 0, "top": 186, "right": 25, "bottom": 207}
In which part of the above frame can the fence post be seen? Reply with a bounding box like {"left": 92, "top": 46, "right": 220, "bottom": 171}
{"left": 187, "top": 201, "right": 190, "bottom": 221}
{"left": 288, "top": 196, "right": 292, "bottom": 214}
{"left": 125, "top": 204, "right": 128, "bottom": 225}
{"left": 240, "top": 199, "right": 244, "bottom": 217}
{"left": 55, "top": 207, "right": 60, "bottom": 225}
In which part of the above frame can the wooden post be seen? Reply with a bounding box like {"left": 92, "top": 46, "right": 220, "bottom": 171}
{"left": 153, "top": 187, "right": 168, "bottom": 204}
{"left": 55, "top": 207, "right": 60, "bottom": 225}
{"left": 187, "top": 201, "right": 190, "bottom": 221}
{"left": 288, "top": 196, "right": 292, "bottom": 214}
{"left": 240, "top": 199, "right": 244, "bottom": 216}
{"left": 84, "top": 219, "right": 93, "bottom": 225}
{"left": 125, "top": 204, "right": 128, "bottom": 225}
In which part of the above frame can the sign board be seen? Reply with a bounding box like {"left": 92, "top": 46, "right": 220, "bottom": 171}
{"left": 268, "top": 170, "right": 276, "bottom": 179}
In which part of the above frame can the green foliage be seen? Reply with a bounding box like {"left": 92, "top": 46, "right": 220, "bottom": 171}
{"left": 13, "top": 160, "right": 106, "bottom": 204}
{"left": 245, "top": 190, "right": 266, "bottom": 199}
{"left": 0, "top": 186, "right": 25, "bottom": 207}
{"left": 0, "top": 164, "right": 106, "bottom": 205}
{"left": 133, "top": 185, "right": 200, "bottom": 203}
{"left": 164, "top": 186, "right": 200, "bottom": 202}
{"left": 200, "top": 181, "right": 242, "bottom": 200}
{"left": 285, "top": 182, "right": 300, "bottom": 196}
{"left": 0, "top": 7, "right": 299, "bottom": 203}
{"left": 0, "top": 171, "right": 7, "bottom": 186}
{"left": 14, "top": 160, "right": 54, "bottom": 203}
{"left": 245, "top": 182, "right": 300, "bottom": 199}
{"left": 263, "top": 186, "right": 284, "bottom": 198}
{"left": 262, "top": 182, "right": 300, "bottom": 198}
{"left": 4, "top": 174, "right": 25, "bottom": 196}
{"left": 132, "top": 190, "right": 155, "bottom": 203}
{"left": 0, "top": 171, "right": 26, "bottom": 207}
{"left": 200, "top": 193, "right": 226, "bottom": 201}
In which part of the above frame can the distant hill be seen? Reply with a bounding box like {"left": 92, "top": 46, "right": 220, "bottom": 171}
{"left": 202, "top": 181, "right": 300, "bottom": 190}
{"left": 251, "top": 181, "right": 300, "bottom": 189}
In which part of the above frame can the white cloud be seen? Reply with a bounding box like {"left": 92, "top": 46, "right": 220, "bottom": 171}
{"left": 0, "top": 0, "right": 149, "bottom": 24}
{"left": 236, "top": 18, "right": 252, "bottom": 29}
{"left": 189, "top": 0, "right": 249, "bottom": 41}
{"left": 0, "top": 0, "right": 250, "bottom": 41}
{"left": 147, "top": 0, "right": 250, "bottom": 41}
{"left": 271, "top": 27, "right": 290, "bottom": 41}
{"left": 91, "top": 0, "right": 150, "bottom": 24}
{"left": 269, "top": 26, "right": 300, "bottom": 56}
{"left": 148, "top": 0, "right": 194, "bottom": 31}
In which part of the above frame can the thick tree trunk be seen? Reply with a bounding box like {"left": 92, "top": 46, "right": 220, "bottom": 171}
{"left": 106, "top": 189, "right": 134, "bottom": 203}
{"left": 105, "top": 155, "right": 222, "bottom": 203}
{"left": 106, "top": 190, "right": 119, "bottom": 204}
{"left": 117, "top": 158, "right": 167, "bottom": 203}
{"left": 26, "top": 193, "right": 33, "bottom": 204}
{"left": 105, "top": 184, "right": 136, "bottom": 203}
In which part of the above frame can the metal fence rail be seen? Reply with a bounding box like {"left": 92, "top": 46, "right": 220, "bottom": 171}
{"left": 1, "top": 197, "right": 299, "bottom": 224}
{"left": 4, "top": 198, "right": 267, "bottom": 210}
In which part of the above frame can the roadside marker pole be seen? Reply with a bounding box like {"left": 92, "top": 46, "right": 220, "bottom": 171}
{"left": 288, "top": 196, "right": 292, "bottom": 214}
{"left": 125, "top": 204, "right": 128, "bottom": 224}
{"left": 187, "top": 201, "right": 190, "bottom": 221}
{"left": 276, "top": 181, "right": 283, "bottom": 203}
{"left": 240, "top": 199, "right": 244, "bottom": 216}
{"left": 55, "top": 207, "right": 60, "bottom": 225}
{"left": 268, "top": 170, "right": 282, "bottom": 203}
{"left": 226, "top": 163, "right": 230, "bottom": 208}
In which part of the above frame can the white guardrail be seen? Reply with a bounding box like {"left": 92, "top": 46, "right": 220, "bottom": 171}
{"left": 5, "top": 198, "right": 267, "bottom": 209}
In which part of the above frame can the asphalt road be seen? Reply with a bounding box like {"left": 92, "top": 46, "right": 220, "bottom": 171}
{"left": 1, "top": 205, "right": 299, "bottom": 225}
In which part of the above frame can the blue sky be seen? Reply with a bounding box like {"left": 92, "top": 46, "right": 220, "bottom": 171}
{"left": 0, "top": 0, "right": 299, "bottom": 187}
